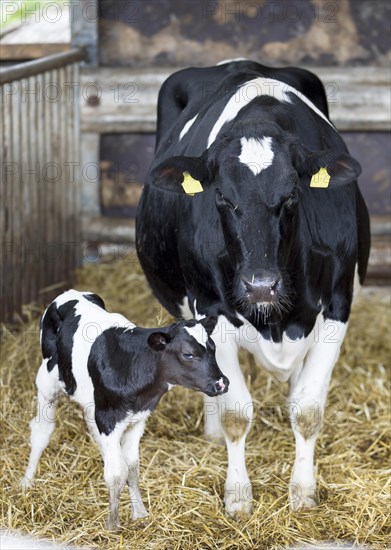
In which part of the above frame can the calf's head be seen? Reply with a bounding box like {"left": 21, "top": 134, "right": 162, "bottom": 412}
{"left": 147, "top": 316, "right": 229, "bottom": 397}
{"left": 151, "top": 122, "right": 361, "bottom": 322}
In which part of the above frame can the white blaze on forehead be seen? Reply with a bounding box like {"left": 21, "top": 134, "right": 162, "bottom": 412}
{"left": 179, "top": 114, "right": 198, "bottom": 141}
{"left": 184, "top": 324, "right": 207, "bottom": 348}
{"left": 239, "top": 136, "right": 274, "bottom": 176}
{"left": 207, "top": 76, "right": 335, "bottom": 148}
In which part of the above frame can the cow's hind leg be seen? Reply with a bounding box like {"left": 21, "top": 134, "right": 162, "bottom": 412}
{"left": 288, "top": 318, "right": 347, "bottom": 511}
{"left": 206, "top": 317, "right": 254, "bottom": 517}
{"left": 21, "top": 360, "right": 61, "bottom": 489}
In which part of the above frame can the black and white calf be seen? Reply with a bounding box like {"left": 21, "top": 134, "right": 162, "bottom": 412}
{"left": 21, "top": 290, "right": 228, "bottom": 529}
{"left": 136, "top": 59, "right": 370, "bottom": 515}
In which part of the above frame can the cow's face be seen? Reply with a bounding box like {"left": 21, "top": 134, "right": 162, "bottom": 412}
{"left": 151, "top": 126, "right": 361, "bottom": 321}
{"left": 148, "top": 317, "right": 229, "bottom": 396}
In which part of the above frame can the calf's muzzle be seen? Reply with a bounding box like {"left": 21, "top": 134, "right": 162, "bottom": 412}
{"left": 205, "top": 375, "right": 229, "bottom": 397}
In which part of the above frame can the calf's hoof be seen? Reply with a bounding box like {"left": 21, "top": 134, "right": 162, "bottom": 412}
{"left": 289, "top": 483, "right": 318, "bottom": 511}
{"left": 20, "top": 476, "right": 33, "bottom": 491}
{"left": 132, "top": 509, "right": 148, "bottom": 521}
{"left": 105, "top": 517, "right": 121, "bottom": 531}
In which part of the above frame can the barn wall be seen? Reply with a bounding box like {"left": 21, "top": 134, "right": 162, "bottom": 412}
{"left": 98, "top": 0, "right": 390, "bottom": 68}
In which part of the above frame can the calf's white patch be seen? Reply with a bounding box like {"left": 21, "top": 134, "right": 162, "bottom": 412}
{"left": 184, "top": 324, "right": 207, "bottom": 348}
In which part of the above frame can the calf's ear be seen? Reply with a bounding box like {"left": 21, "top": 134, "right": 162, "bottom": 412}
{"left": 150, "top": 155, "right": 210, "bottom": 195}
{"left": 200, "top": 315, "right": 218, "bottom": 336}
{"left": 148, "top": 332, "right": 171, "bottom": 351}
{"left": 293, "top": 143, "right": 362, "bottom": 187}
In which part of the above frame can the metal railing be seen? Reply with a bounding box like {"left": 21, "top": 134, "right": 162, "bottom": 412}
{"left": 1, "top": 48, "right": 86, "bottom": 322}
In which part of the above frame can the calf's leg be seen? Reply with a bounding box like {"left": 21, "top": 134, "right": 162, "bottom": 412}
{"left": 121, "top": 420, "right": 148, "bottom": 520}
{"left": 99, "top": 421, "right": 129, "bottom": 530}
{"left": 288, "top": 319, "right": 347, "bottom": 511}
{"left": 21, "top": 360, "right": 61, "bottom": 489}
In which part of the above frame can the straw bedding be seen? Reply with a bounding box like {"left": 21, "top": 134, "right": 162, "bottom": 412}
{"left": 1, "top": 260, "right": 390, "bottom": 550}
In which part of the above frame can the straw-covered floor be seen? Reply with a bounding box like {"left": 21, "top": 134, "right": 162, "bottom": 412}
{"left": 1, "top": 260, "right": 390, "bottom": 550}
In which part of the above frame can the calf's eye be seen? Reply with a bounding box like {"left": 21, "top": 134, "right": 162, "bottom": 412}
{"left": 182, "top": 353, "right": 194, "bottom": 360}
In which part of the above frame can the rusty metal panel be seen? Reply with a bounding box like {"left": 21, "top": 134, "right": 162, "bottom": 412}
{"left": 0, "top": 57, "right": 83, "bottom": 323}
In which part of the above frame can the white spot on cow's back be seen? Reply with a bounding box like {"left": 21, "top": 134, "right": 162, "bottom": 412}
{"left": 216, "top": 58, "right": 248, "bottom": 65}
{"left": 207, "top": 76, "right": 335, "bottom": 147}
{"left": 239, "top": 136, "right": 274, "bottom": 176}
{"left": 179, "top": 114, "right": 198, "bottom": 141}
{"left": 184, "top": 324, "right": 207, "bottom": 348}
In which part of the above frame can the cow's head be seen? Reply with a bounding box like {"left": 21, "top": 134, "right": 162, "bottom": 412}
{"left": 150, "top": 122, "right": 361, "bottom": 323}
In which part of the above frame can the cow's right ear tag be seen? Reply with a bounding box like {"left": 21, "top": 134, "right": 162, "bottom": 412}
{"left": 310, "top": 167, "right": 330, "bottom": 188}
{"left": 181, "top": 172, "right": 203, "bottom": 196}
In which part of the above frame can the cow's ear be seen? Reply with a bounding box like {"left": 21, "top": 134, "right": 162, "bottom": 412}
{"left": 150, "top": 155, "right": 210, "bottom": 195}
{"left": 147, "top": 332, "right": 171, "bottom": 351}
{"left": 292, "top": 143, "right": 361, "bottom": 188}
{"left": 199, "top": 315, "right": 218, "bottom": 336}
{"left": 307, "top": 150, "right": 361, "bottom": 187}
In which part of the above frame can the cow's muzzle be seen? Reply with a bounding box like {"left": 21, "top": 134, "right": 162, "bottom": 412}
{"left": 241, "top": 270, "right": 282, "bottom": 304}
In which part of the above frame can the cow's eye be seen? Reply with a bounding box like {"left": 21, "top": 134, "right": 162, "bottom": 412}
{"left": 183, "top": 353, "right": 194, "bottom": 360}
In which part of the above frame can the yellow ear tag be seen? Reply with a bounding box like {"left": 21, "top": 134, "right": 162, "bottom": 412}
{"left": 181, "top": 172, "right": 203, "bottom": 196}
{"left": 310, "top": 167, "right": 330, "bottom": 188}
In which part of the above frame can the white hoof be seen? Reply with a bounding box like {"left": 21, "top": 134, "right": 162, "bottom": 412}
{"left": 225, "top": 483, "right": 253, "bottom": 518}
{"left": 20, "top": 476, "right": 33, "bottom": 491}
{"left": 289, "top": 483, "right": 318, "bottom": 511}
{"left": 132, "top": 505, "right": 148, "bottom": 521}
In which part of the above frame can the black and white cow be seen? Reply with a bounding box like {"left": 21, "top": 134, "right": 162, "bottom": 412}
{"left": 21, "top": 290, "right": 228, "bottom": 529}
{"left": 136, "top": 59, "right": 370, "bottom": 515}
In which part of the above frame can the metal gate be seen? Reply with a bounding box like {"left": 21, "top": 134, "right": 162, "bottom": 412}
{"left": 1, "top": 48, "right": 86, "bottom": 322}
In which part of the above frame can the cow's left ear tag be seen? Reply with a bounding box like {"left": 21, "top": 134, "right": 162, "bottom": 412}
{"left": 181, "top": 172, "right": 203, "bottom": 196}
{"left": 310, "top": 167, "right": 330, "bottom": 188}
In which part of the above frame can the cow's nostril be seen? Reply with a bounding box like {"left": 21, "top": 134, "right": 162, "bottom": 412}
{"left": 270, "top": 278, "right": 280, "bottom": 295}
{"left": 242, "top": 272, "right": 282, "bottom": 303}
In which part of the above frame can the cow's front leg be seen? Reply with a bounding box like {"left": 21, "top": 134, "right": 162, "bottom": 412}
{"left": 100, "top": 423, "right": 129, "bottom": 530}
{"left": 288, "top": 319, "right": 347, "bottom": 511}
{"left": 121, "top": 420, "right": 148, "bottom": 521}
{"left": 206, "top": 318, "right": 253, "bottom": 517}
